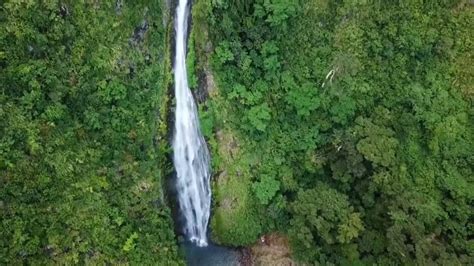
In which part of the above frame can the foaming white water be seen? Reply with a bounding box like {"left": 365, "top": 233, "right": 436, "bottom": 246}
{"left": 172, "top": 0, "right": 211, "bottom": 247}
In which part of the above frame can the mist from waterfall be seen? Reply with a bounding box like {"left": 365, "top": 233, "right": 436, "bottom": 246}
{"left": 172, "top": 0, "right": 211, "bottom": 247}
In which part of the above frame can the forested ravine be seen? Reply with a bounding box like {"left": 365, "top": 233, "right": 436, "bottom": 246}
{"left": 0, "top": 1, "right": 472, "bottom": 265}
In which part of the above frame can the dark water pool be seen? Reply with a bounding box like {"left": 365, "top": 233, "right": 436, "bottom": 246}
{"left": 181, "top": 241, "right": 241, "bottom": 266}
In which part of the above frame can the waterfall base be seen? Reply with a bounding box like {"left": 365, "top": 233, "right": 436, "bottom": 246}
{"left": 181, "top": 240, "right": 240, "bottom": 266}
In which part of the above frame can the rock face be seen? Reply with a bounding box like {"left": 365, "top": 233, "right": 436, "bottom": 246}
{"left": 115, "top": 0, "right": 123, "bottom": 14}
{"left": 194, "top": 57, "right": 217, "bottom": 103}
{"left": 130, "top": 19, "right": 149, "bottom": 46}
{"left": 192, "top": 17, "right": 215, "bottom": 104}
{"left": 249, "top": 234, "right": 295, "bottom": 266}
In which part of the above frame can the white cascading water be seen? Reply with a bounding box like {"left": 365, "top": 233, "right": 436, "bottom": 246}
{"left": 172, "top": 0, "right": 211, "bottom": 247}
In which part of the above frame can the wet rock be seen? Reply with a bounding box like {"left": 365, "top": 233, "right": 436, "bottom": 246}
{"left": 115, "top": 0, "right": 124, "bottom": 15}
{"left": 128, "top": 64, "right": 136, "bottom": 78}
{"left": 194, "top": 72, "right": 209, "bottom": 104}
{"left": 129, "top": 20, "right": 149, "bottom": 46}
{"left": 151, "top": 198, "right": 162, "bottom": 208}
{"left": 204, "top": 68, "right": 218, "bottom": 99}
{"left": 216, "top": 129, "right": 239, "bottom": 161}
{"left": 162, "top": 0, "right": 172, "bottom": 26}
{"left": 59, "top": 4, "right": 69, "bottom": 18}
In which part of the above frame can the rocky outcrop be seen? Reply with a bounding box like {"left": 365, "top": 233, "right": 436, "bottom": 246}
{"left": 249, "top": 234, "right": 295, "bottom": 266}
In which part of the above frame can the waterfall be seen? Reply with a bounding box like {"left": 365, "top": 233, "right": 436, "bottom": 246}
{"left": 172, "top": 0, "right": 211, "bottom": 247}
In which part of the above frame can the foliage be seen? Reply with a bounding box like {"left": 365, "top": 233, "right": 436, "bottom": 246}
{"left": 252, "top": 174, "right": 280, "bottom": 205}
{"left": 210, "top": 153, "right": 263, "bottom": 246}
{"left": 186, "top": 30, "right": 198, "bottom": 89}
{"left": 289, "top": 183, "right": 364, "bottom": 262}
{"left": 247, "top": 103, "right": 271, "bottom": 132}
{"left": 199, "top": 0, "right": 474, "bottom": 264}
{"left": 0, "top": 0, "right": 182, "bottom": 264}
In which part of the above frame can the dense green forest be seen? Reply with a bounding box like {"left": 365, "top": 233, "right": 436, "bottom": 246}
{"left": 192, "top": 0, "right": 473, "bottom": 265}
{"left": 0, "top": 1, "right": 182, "bottom": 264}
{"left": 1, "top": 0, "right": 473, "bottom": 265}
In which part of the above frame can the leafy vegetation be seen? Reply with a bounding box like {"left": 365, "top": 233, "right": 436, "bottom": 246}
{"left": 0, "top": 1, "right": 182, "bottom": 264}
{"left": 194, "top": 0, "right": 473, "bottom": 264}
{"left": 1, "top": 0, "right": 472, "bottom": 264}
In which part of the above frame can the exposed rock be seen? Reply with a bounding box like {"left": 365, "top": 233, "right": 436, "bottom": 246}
{"left": 194, "top": 62, "right": 218, "bottom": 103}
{"left": 250, "top": 233, "right": 295, "bottom": 266}
{"left": 192, "top": 19, "right": 216, "bottom": 103}
{"left": 129, "top": 19, "right": 149, "bottom": 46}
{"left": 162, "top": 0, "right": 172, "bottom": 27}
{"left": 128, "top": 64, "right": 136, "bottom": 79}
{"left": 151, "top": 198, "right": 162, "bottom": 208}
{"left": 59, "top": 4, "right": 69, "bottom": 18}
{"left": 194, "top": 71, "right": 209, "bottom": 103}
{"left": 115, "top": 0, "right": 124, "bottom": 15}
{"left": 220, "top": 197, "right": 235, "bottom": 210}
{"left": 239, "top": 248, "right": 253, "bottom": 266}
{"left": 216, "top": 129, "right": 239, "bottom": 163}
{"left": 216, "top": 170, "right": 228, "bottom": 184}
{"left": 205, "top": 68, "right": 217, "bottom": 97}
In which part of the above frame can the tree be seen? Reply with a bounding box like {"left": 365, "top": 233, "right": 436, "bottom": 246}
{"left": 289, "top": 183, "right": 363, "bottom": 262}
{"left": 252, "top": 174, "right": 280, "bottom": 205}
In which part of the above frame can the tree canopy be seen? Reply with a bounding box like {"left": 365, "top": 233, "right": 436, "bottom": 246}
{"left": 0, "top": 1, "right": 182, "bottom": 264}
{"left": 194, "top": 0, "right": 473, "bottom": 264}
